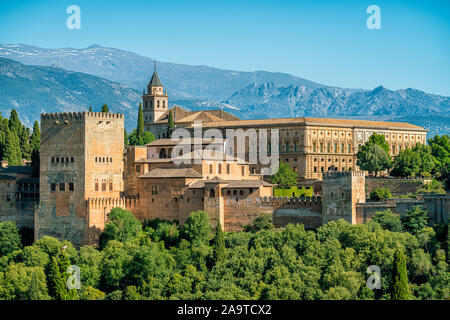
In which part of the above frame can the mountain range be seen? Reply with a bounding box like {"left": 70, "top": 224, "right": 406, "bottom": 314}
{"left": 0, "top": 44, "right": 448, "bottom": 136}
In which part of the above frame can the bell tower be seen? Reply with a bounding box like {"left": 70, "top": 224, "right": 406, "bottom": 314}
{"left": 142, "top": 62, "right": 168, "bottom": 130}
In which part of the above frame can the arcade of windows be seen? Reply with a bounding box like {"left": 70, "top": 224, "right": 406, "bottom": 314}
{"left": 50, "top": 182, "right": 75, "bottom": 192}
{"left": 51, "top": 156, "right": 74, "bottom": 163}
{"left": 144, "top": 99, "right": 166, "bottom": 110}
{"left": 311, "top": 142, "right": 352, "bottom": 154}
{"left": 94, "top": 179, "right": 113, "bottom": 192}
{"left": 95, "top": 156, "right": 113, "bottom": 163}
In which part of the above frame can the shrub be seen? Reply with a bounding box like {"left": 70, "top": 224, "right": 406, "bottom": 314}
{"left": 369, "top": 188, "right": 392, "bottom": 201}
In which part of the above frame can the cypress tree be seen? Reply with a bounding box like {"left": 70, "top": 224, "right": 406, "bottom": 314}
{"left": 19, "top": 125, "right": 31, "bottom": 160}
{"left": 4, "top": 129, "right": 22, "bottom": 166}
{"left": 390, "top": 247, "right": 410, "bottom": 300}
{"left": 47, "top": 250, "right": 78, "bottom": 300}
{"left": 8, "top": 109, "right": 21, "bottom": 136}
{"left": 101, "top": 104, "right": 109, "bottom": 113}
{"left": 137, "top": 104, "right": 144, "bottom": 145}
{"left": 89, "top": 106, "right": 93, "bottom": 112}
{"left": 212, "top": 221, "right": 226, "bottom": 264}
{"left": 30, "top": 120, "right": 40, "bottom": 152}
{"left": 167, "top": 109, "right": 175, "bottom": 138}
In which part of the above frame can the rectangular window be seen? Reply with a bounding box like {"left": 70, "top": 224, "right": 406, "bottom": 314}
{"left": 321, "top": 167, "right": 324, "bottom": 172}
{"left": 327, "top": 143, "right": 331, "bottom": 153}
{"left": 313, "top": 142, "right": 317, "bottom": 152}
{"left": 218, "top": 164, "right": 222, "bottom": 174}
{"left": 95, "top": 183, "right": 99, "bottom": 191}
{"left": 59, "top": 183, "right": 65, "bottom": 192}
{"left": 241, "top": 166, "right": 245, "bottom": 176}
{"left": 320, "top": 142, "right": 323, "bottom": 153}
{"left": 226, "top": 164, "right": 230, "bottom": 174}
{"left": 334, "top": 143, "right": 337, "bottom": 153}
{"left": 136, "top": 165, "right": 141, "bottom": 173}
{"left": 109, "top": 183, "right": 113, "bottom": 191}
{"left": 102, "top": 183, "right": 106, "bottom": 191}
{"left": 51, "top": 183, "right": 56, "bottom": 192}
{"left": 69, "top": 183, "right": 74, "bottom": 191}
{"left": 209, "top": 164, "right": 213, "bottom": 174}
{"left": 341, "top": 143, "right": 344, "bottom": 153}
{"left": 348, "top": 144, "right": 352, "bottom": 153}
{"left": 314, "top": 166, "right": 317, "bottom": 173}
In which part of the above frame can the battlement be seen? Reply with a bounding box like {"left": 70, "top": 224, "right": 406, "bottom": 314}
{"left": 41, "top": 111, "right": 124, "bottom": 121}
{"left": 322, "top": 170, "right": 365, "bottom": 179}
{"left": 86, "top": 197, "right": 126, "bottom": 208}
{"left": 260, "top": 195, "right": 322, "bottom": 206}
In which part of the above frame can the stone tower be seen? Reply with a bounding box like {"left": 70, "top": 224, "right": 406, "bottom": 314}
{"left": 321, "top": 171, "right": 365, "bottom": 225}
{"left": 142, "top": 63, "right": 168, "bottom": 130}
{"left": 35, "top": 112, "right": 125, "bottom": 246}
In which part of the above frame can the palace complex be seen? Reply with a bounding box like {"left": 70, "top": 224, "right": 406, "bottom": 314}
{"left": 0, "top": 69, "right": 447, "bottom": 246}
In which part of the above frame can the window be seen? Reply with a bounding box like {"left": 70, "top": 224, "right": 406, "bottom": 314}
{"left": 392, "top": 146, "right": 396, "bottom": 154}
{"left": 334, "top": 143, "right": 337, "bottom": 153}
{"left": 109, "top": 183, "right": 113, "bottom": 191}
{"left": 327, "top": 143, "right": 331, "bottom": 153}
{"left": 209, "top": 164, "right": 213, "bottom": 174}
{"left": 52, "top": 157, "right": 55, "bottom": 163}
{"left": 227, "top": 190, "right": 231, "bottom": 196}
{"left": 321, "top": 167, "right": 324, "bottom": 172}
{"left": 95, "top": 183, "right": 99, "bottom": 191}
{"left": 66, "top": 157, "right": 69, "bottom": 163}
{"left": 314, "top": 166, "right": 317, "bottom": 173}
{"left": 61, "top": 157, "right": 64, "bottom": 163}
{"left": 210, "top": 189, "right": 215, "bottom": 197}
{"left": 71, "top": 157, "right": 74, "bottom": 163}
{"left": 226, "top": 164, "right": 230, "bottom": 174}
{"left": 102, "top": 183, "right": 106, "bottom": 191}
{"left": 56, "top": 157, "right": 59, "bottom": 163}
{"left": 59, "top": 183, "right": 65, "bottom": 192}
{"left": 320, "top": 143, "right": 323, "bottom": 153}
{"left": 239, "top": 190, "right": 244, "bottom": 196}
{"left": 218, "top": 164, "right": 222, "bottom": 174}
{"left": 341, "top": 143, "right": 344, "bottom": 153}
{"left": 110, "top": 157, "right": 112, "bottom": 163}
{"left": 313, "top": 142, "right": 317, "bottom": 152}
{"left": 69, "top": 183, "right": 74, "bottom": 191}
{"left": 136, "top": 165, "right": 141, "bottom": 173}
{"left": 285, "top": 144, "right": 289, "bottom": 153}
{"left": 241, "top": 166, "right": 245, "bottom": 176}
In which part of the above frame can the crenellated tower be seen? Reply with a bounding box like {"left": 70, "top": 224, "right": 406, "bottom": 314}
{"left": 142, "top": 62, "right": 168, "bottom": 130}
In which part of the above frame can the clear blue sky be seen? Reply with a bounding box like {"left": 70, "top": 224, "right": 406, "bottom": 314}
{"left": 0, "top": 0, "right": 449, "bottom": 95}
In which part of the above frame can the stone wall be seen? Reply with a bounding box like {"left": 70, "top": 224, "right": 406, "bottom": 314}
{"left": 365, "top": 178, "right": 428, "bottom": 196}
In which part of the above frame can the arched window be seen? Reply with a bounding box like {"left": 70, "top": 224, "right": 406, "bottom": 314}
{"left": 233, "top": 190, "right": 237, "bottom": 196}
{"left": 239, "top": 190, "right": 244, "bottom": 196}
{"left": 159, "top": 148, "right": 167, "bottom": 158}
{"left": 110, "top": 157, "right": 112, "bottom": 163}
{"left": 163, "top": 100, "right": 166, "bottom": 108}
{"left": 210, "top": 189, "right": 215, "bottom": 197}
{"left": 157, "top": 100, "right": 160, "bottom": 108}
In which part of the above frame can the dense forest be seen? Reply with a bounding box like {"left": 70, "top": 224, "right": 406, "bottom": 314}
{"left": 0, "top": 208, "right": 448, "bottom": 300}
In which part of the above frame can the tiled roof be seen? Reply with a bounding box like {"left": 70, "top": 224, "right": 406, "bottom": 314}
{"left": 154, "top": 106, "right": 240, "bottom": 124}
{"left": 139, "top": 168, "right": 202, "bottom": 178}
{"left": 197, "top": 117, "right": 426, "bottom": 131}
{"left": 0, "top": 166, "right": 33, "bottom": 174}
{"left": 188, "top": 179, "right": 273, "bottom": 189}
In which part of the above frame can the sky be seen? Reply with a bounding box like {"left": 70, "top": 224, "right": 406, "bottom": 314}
{"left": 0, "top": 0, "right": 449, "bottom": 96}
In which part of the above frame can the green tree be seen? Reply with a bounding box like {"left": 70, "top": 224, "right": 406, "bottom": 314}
{"left": 88, "top": 106, "right": 93, "bottom": 112}
{"left": 167, "top": 109, "right": 175, "bottom": 138}
{"left": 8, "top": 109, "right": 21, "bottom": 136}
{"left": 30, "top": 121, "right": 40, "bottom": 152}
{"left": 390, "top": 247, "right": 410, "bottom": 300}
{"left": 4, "top": 129, "right": 22, "bottom": 165}
{"left": 101, "top": 104, "right": 109, "bottom": 113}
{"left": 0, "top": 221, "right": 22, "bottom": 256}
{"left": 369, "top": 188, "right": 392, "bottom": 201}
{"left": 181, "top": 211, "right": 211, "bottom": 243}
{"left": 412, "top": 143, "right": 436, "bottom": 176}
{"left": 428, "top": 135, "right": 450, "bottom": 170}
{"left": 212, "top": 221, "right": 226, "bottom": 264}
{"left": 357, "top": 143, "right": 392, "bottom": 177}
{"left": 270, "top": 161, "right": 298, "bottom": 188}
{"left": 391, "top": 148, "right": 421, "bottom": 177}
{"left": 244, "top": 213, "right": 275, "bottom": 232}
{"left": 47, "top": 250, "right": 78, "bottom": 300}
{"left": 401, "top": 206, "right": 429, "bottom": 235}
{"left": 99, "top": 208, "right": 143, "bottom": 248}
{"left": 371, "top": 209, "right": 403, "bottom": 232}
{"left": 367, "top": 133, "right": 390, "bottom": 154}
{"left": 19, "top": 125, "right": 31, "bottom": 160}
{"left": 137, "top": 103, "right": 144, "bottom": 144}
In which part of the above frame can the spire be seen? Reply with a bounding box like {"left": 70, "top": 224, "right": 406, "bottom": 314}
{"left": 147, "top": 60, "right": 163, "bottom": 89}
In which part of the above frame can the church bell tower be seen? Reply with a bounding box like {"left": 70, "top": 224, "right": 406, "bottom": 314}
{"left": 142, "top": 62, "right": 168, "bottom": 130}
